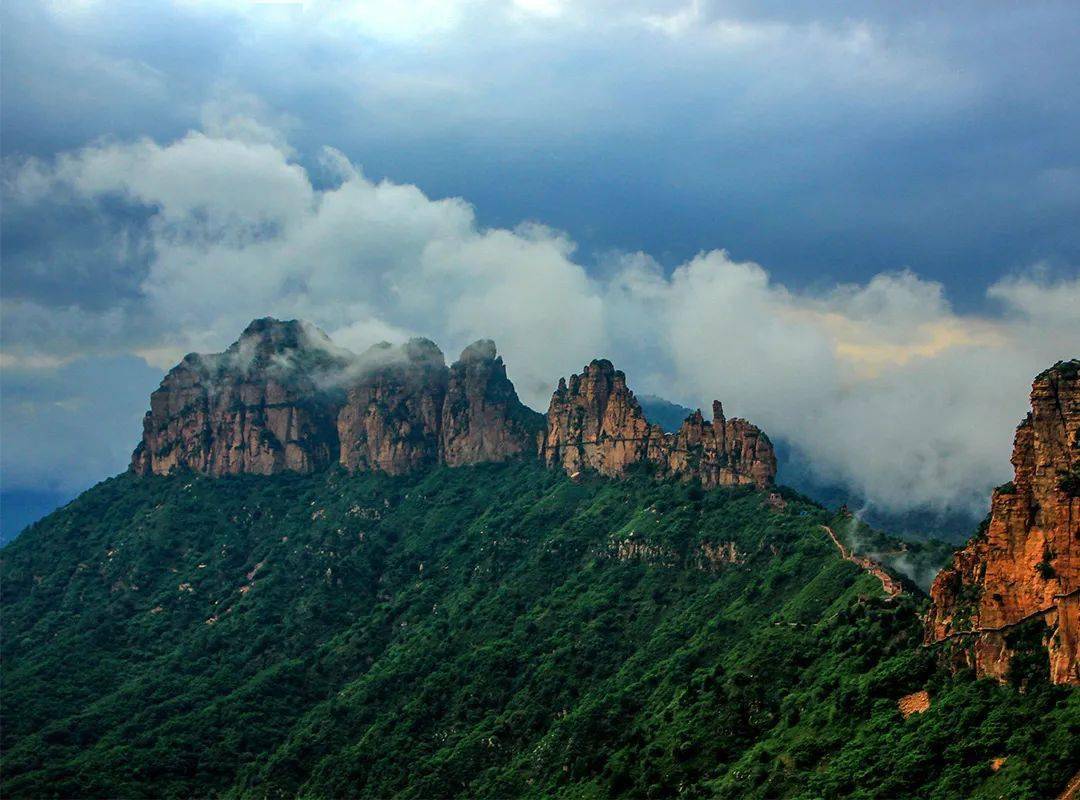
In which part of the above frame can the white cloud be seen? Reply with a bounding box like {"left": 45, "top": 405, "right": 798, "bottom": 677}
{"left": 3, "top": 118, "right": 1078, "bottom": 515}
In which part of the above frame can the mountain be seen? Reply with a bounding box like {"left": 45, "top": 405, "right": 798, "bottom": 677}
{"left": 130, "top": 319, "right": 776, "bottom": 490}
{"left": 542, "top": 360, "right": 775, "bottom": 489}
{"left": 131, "top": 320, "right": 545, "bottom": 478}
{"left": 2, "top": 320, "right": 1078, "bottom": 799}
{"left": 639, "top": 395, "right": 981, "bottom": 545}
{"left": 927, "top": 360, "right": 1080, "bottom": 685}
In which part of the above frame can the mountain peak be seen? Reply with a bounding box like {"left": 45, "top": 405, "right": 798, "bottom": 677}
{"left": 131, "top": 320, "right": 775, "bottom": 491}
{"left": 927, "top": 359, "right": 1080, "bottom": 685}
{"left": 402, "top": 337, "right": 445, "bottom": 366}
{"left": 457, "top": 339, "right": 498, "bottom": 364}
{"left": 233, "top": 317, "right": 323, "bottom": 356}
{"left": 542, "top": 359, "right": 775, "bottom": 488}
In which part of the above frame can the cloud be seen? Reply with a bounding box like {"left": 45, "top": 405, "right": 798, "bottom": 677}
{"left": 2, "top": 117, "right": 1078, "bottom": 515}
{"left": 5, "top": 0, "right": 1079, "bottom": 303}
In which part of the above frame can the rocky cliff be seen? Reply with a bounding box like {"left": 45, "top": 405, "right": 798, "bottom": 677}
{"left": 133, "top": 321, "right": 545, "bottom": 478}
{"left": 926, "top": 360, "right": 1080, "bottom": 685}
{"left": 540, "top": 359, "right": 776, "bottom": 489}
{"left": 439, "top": 340, "right": 545, "bottom": 467}
{"left": 336, "top": 339, "right": 449, "bottom": 475}
{"left": 131, "top": 319, "right": 345, "bottom": 477}
{"left": 133, "top": 321, "right": 774, "bottom": 491}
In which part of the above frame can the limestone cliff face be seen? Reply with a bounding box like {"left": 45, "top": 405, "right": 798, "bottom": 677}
{"left": 439, "top": 340, "right": 545, "bottom": 467}
{"left": 926, "top": 360, "right": 1080, "bottom": 685}
{"left": 336, "top": 339, "right": 449, "bottom": 475}
{"left": 541, "top": 360, "right": 776, "bottom": 489}
{"left": 133, "top": 325, "right": 544, "bottom": 478}
{"left": 132, "top": 320, "right": 776, "bottom": 491}
{"left": 131, "top": 319, "right": 344, "bottom": 477}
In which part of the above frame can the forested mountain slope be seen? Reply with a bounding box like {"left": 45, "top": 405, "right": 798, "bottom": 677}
{"left": 3, "top": 462, "right": 1076, "bottom": 799}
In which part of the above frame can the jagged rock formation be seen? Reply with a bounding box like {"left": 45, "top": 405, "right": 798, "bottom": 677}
{"left": 439, "top": 340, "right": 546, "bottom": 466}
{"left": 133, "top": 321, "right": 775, "bottom": 490}
{"left": 133, "top": 322, "right": 545, "bottom": 479}
{"left": 667, "top": 404, "right": 776, "bottom": 489}
{"left": 542, "top": 360, "right": 655, "bottom": 476}
{"left": 337, "top": 339, "right": 449, "bottom": 475}
{"left": 926, "top": 360, "right": 1080, "bottom": 685}
{"left": 540, "top": 359, "right": 776, "bottom": 489}
{"left": 131, "top": 319, "right": 345, "bottom": 477}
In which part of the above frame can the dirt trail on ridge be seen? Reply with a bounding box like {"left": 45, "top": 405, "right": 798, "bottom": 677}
{"left": 820, "top": 525, "right": 903, "bottom": 598}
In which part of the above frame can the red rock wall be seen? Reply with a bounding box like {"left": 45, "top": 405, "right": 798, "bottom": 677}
{"left": 133, "top": 325, "right": 544, "bottom": 479}
{"left": 926, "top": 360, "right": 1080, "bottom": 685}
{"left": 439, "top": 340, "right": 545, "bottom": 467}
{"left": 336, "top": 339, "right": 448, "bottom": 475}
{"left": 541, "top": 360, "right": 776, "bottom": 489}
{"left": 131, "top": 319, "right": 343, "bottom": 477}
{"left": 132, "top": 322, "right": 775, "bottom": 492}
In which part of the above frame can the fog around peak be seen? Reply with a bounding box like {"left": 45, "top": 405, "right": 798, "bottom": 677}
{"left": 3, "top": 0, "right": 1079, "bottom": 527}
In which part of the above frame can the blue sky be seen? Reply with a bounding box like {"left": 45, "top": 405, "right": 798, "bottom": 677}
{"left": 2, "top": 0, "right": 1078, "bottom": 535}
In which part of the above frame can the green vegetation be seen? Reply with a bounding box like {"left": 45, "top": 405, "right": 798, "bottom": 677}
{"left": 2, "top": 462, "right": 1077, "bottom": 798}
{"left": 1036, "top": 359, "right": 1080, "bottom": 382}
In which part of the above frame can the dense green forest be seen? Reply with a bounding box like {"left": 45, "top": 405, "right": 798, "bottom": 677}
{"left": 2, "top": 461, "right": 1077, "bottom": 798}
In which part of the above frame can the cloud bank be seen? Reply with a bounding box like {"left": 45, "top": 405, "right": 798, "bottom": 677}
{"left": 6, "top": 0, "right": 1079, "bottom": 296}
{"left": 3, "top": 117, "right": 1077, "bottom": 513}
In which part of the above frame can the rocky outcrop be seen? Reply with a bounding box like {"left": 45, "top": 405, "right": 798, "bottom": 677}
{"left": 131, "top": 319, "right": 345, "bottom": 477}
{"left": 897, "top": 690, "right": 930, "bottom": 718}
{"left": 542, "top": 360, "right": 655, "bottom": 476}
{"left": 926, "top": 360, "right": 1080, "bottom": 685}
{"left": 439, "top": 340, "right": 545, "bottom": 467}
{"left": 667, "top": 403, "right": 777, "bottom": 489}
{"left": 541, "top": 360, "right": 776, "bottom": 489}
{"left": 336, "top": 339, "right": 449, "bottom": 475}
{"left": 133, "top": 323, "right": 546, "bottom": 479}
{"left": 133, "top": 320, "right": 776, "bottom": 494}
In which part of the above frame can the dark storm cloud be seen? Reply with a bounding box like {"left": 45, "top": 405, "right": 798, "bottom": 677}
{"left": 4, "top": 0, "right": 1078, "bottom": 299}
{"left": 1, "top": 0, "right": 1078, "bottom": 526}
{"left": 1, "top": 191, "right": 155, "bottom": 309}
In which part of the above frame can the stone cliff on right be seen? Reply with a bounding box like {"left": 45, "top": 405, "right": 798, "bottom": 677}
{"left": 926, "top": 359, "right": 1080, "bottom": 685}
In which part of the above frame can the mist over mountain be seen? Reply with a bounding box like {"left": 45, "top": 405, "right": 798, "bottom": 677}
{"left": 639, "top": 396, "right": 982, "bottom": 544}
{"left": 4, "top": 115, "right": 1078, "bottom": 531}
{"left": 3, "top": 3, "right": 1080, "bottom": 796}
{"left": 3, "top": 318, "right": 1077, "bottom": 797}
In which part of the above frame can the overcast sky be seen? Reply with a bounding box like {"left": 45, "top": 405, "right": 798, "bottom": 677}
{"left": 2, "top": 0, "right": 1078, "bottom": 524}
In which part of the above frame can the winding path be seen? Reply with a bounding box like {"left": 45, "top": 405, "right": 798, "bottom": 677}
{"left": 1058, "top": 769, "right": 1080, "bottom": 800}
{"left": 820, "top": 525, "right": 903, "bottom": 598}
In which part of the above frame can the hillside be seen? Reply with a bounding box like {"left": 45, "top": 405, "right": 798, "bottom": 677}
{"left": 3, "top": 461, "right": 1077, "bottom": 799}
{"left": 639, "top": 395, "right": 981, "bottom": 545}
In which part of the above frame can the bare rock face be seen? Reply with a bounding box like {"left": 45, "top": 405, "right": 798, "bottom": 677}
{"left": 897, "top": 690, "right": 931, "bottom": 718}
{"left": 336, "top": 339, "right": 449, "bottom": 475}
{"left": 133, "top": 325, "right": 548, "bottom": 479}
{"left": 541, "top": 360, "right": 775, "bottom": 489}
{"left": 926, "top": 360, "right": 1080, "bottom": 685}
{"left": 133, "top": 320, "right": 777, "bottom": 493}
{"left": 666, "top": 402, "right": 778, "bottom": 489}
{"left": 542, "top": 360, "right": 654, "bottom": 476}
{"left": 131, "top": 319, "right": 345, "bottom": 477}
{"left": 439, "top": 340, "right": 545, "bottom": 466}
